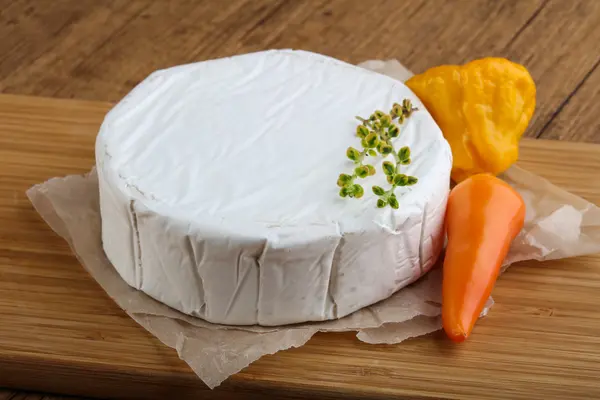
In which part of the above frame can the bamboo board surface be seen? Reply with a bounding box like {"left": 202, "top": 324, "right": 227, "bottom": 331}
{"left": 1, "top": 93, "right": 600, "bottom": 399}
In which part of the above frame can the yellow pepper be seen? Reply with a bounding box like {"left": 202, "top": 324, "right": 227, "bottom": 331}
{"left": 406, "top": 58, "right": 536, "bottom": 183}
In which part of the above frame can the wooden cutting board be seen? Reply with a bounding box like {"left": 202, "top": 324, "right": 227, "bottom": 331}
{"left": 1, "top": 94, "right": 600, "bottom": 400}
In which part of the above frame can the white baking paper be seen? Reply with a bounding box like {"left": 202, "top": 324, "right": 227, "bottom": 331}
{"left": 25, "top": 60, "right": 600, "bottom": 389}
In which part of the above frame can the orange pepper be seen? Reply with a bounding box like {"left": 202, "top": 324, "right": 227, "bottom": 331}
{"left": 442, "top": 174, "right": 525, "bottom": 342}
{"left": 406, "top": 58, "right": 536, "bottom": 183}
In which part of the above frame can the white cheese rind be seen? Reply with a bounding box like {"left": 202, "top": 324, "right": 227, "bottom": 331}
{"left": 96, "top": 50, "right": 452, "bottom": 326}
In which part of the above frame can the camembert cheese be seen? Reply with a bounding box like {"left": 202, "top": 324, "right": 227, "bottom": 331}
{"left": 96, "top": 50, "right": 452, "bottom": 326}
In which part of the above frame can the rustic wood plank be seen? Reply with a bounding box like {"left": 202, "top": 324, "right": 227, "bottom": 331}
{"left": 0, "top": 0, "right": 149, "bottom": 97}
{"left": 0, "top": 0, "right": 144, "bottom": 84}
{"left": 0, "top": 392, "right": 78, "bottom": 400}
{"left": 501, "top": 0, "right": 600, "bottom": 140}
{"left": 0, "top": 0, "right": 545, "bottom": 103}
{"left": 3, "top": 0, "right": 600, "bottom": 143}
{"left": 0, "top": 0, "right": 151, "bottom": 97}
{"left": 0, "top": 390, "right": 35, "bottom": 400}
{"left": 537, "top": 58, "right": 600, "bottom": 143}
{"left": 0, "top": 389, "right": 15, "bottom": 400}
{"left": 1, "top": 94, "right": 600, "bottom": 400}
{"left": 0, "top": 392, "right": 92, "bottom": 400}
{"left": 259, "top": 0, "right": 546, "bottom": 68}
{"left": 0, "top": 0, "right": 289, "bottom": 101}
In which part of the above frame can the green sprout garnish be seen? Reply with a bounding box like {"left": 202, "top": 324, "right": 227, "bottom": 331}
{"left": 336, "top": 99, "right": 418, "bottom": 209}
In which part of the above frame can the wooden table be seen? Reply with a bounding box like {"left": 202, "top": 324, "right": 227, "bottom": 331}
{"left": 1, "top": 1, "right": 600, "bottom": 399}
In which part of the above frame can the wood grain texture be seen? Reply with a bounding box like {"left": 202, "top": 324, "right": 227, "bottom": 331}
{"left": 537, "top": 57, "right": 600, "bottom": 143}
{"left": 1, "top": 94, "right": 600, "bottom": 400}
{"left": 0, "top": 0, "right": 544, "bottom": 101}
{"left": 2, "top": 0, "right": 600, "bottom": 143}
{"left": 2, "top": 1, "right": 600, "bottom": 398}
{"left": 502, "top": 0, "right": 600, "bottom": 143}
{"left": 0, "top": 390, "right": 88, "bottom": 400}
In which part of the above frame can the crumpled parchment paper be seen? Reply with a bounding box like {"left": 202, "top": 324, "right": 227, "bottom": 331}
{"left": 26, "top": 60, "right": 600, "bottom": 389}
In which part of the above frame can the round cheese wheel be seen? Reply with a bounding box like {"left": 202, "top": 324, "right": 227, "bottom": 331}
{"left": 96, "top": 50, "right": 452, "bottom": 326}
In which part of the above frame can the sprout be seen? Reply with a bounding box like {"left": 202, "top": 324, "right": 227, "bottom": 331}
{"left": 356, "top": 125, "right": 369, "bottom": 138}
{"left": 355, "top": 166, "right": 370, "bottom": 179}
{"left": 382, "top": 161, "right": 395, "bottom": 176}
{"left": 338, "top": 100, "right": 418, "bottom": 208}
{"left": 393, "top": 174, "right": 408, "bottom": 186}
{"left": 398, "top": 146, "right": 410, "bottom": 162}
{"left": 372, "top": 186, "right": 385, "bottom": 196}
{"left": 365, "top": 132, "right": 379, "bottom": 148}
{"left": 337, "top": 173, "right": 353, "bottom": 187}
{"left": 353, "top": 184, "right": 364, "bottom": 198}
{"left": 379, "top": 144, "right": 393, "bottom": 155}
{"left": 346, "top": 147, "right": 361, "bottom": 161}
